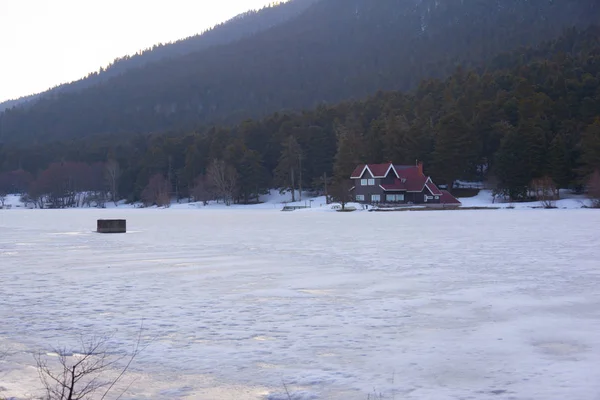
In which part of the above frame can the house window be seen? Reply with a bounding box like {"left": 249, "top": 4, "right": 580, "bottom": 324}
{"left": 368, "top": 179, "right": 375, "bottom": 186}
{"left": 386, "top": 194, "right": 405, "bottom": 202}
{"left": 361, "top": 179, "right": 368, "bottom": 186}
{"left": 434, "top": 196, "right": 439, "bottom": 200}
{"left": 371, "top": 194, "right": 381, "bottom": 203}
{"left": 356, "top": 195, "right": 365, "bottom": 201}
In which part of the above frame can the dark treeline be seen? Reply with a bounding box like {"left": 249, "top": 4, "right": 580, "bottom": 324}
{"left": 1, "top": 0, "right": 598, "bottom": 144}
{"left": 0, "top": 0, "right": 318, "bottom": 112}
{"left": 1, "top": 27, "right": 600, "bottom": 207}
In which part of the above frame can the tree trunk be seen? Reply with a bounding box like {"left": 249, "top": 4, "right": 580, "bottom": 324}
{"left": 324, "top": 172, "right": 329, "bottom": 203}
{"left": 299, "top": 154, "right": 303, "bottom": 201}
{"left": 68, "top": 365, "right": 76, "bottom": 400}
{"left": 290, "top": 167, "right": 296, "bottom": 202}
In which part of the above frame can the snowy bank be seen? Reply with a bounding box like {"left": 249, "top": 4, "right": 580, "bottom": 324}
{"left": 1, "top": 189, "right": 594, "bottom": 211}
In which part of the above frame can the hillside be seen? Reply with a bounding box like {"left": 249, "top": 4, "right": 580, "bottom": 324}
{"left": 1, "top": 26, "right": 599, "bottom": 206}
{"left": 1, "top": 0, "right": 598, "bottom": 144}
{"left": 0, "top": 0, "right": 317, "bottom": 112}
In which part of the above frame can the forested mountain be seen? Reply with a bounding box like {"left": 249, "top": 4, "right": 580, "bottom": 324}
{"left": 1, "top": 26, "right": 599, "bottom": 207}
{"left": 0, "top": 0, "right": 317, "bottom": 113}
{"left": 1, "top": 0, "right": 598, "bottom": 144}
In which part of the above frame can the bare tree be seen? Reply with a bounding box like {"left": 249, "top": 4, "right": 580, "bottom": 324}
{"left": 35, "top": 330, "right": 147, "bottom": 400}
{"left": 141, "top": 174, "right": 171, "bottom": 207}
{"left": 10, "top": 169, "right": 34, "bottom": 194}
{"left": 207, "top": 159, "right": 238, "bottom": 206}
{"left": 329, "top": 178, "right": 354, "bottom": 211}
{"left": 531, "top": 176, "right": 558, "bottom": 208}
{"left": 191, "top": 174, "right": 213, "bottom": 206}
{"left": 587, "top": 170, "right": 600, "bottom": 208}
{"left": 24, "top": 179, "right": 46, "bottom": 209}
{"left": 312, "top": 172, "right": 332, "bottom": 200}
{"left": 105, "top": 160, "right": 120, "bottom": 206}
{"left": 0, "top": 172, "right": 8, "bottom": 208}
{"left": 28, "top": 162, "right": 95, "bottom": 209}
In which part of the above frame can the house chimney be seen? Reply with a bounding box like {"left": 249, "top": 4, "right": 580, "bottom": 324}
{"left": 417, "top": 161, "right": 424, "bottom": 175}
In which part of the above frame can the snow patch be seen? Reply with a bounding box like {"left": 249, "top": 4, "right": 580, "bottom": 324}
{"left": 458, "top": 190, "right": 591, "bottom": 209}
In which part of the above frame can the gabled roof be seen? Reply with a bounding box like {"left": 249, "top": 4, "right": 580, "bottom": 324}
{"left": 350, "top": 163, "right": 399, "bottom": 179}
{"left": 351, "top": 162, "right": 447, "bottom": 194}
{"left": 425, "top": 181, "right": 443, "bottom": 196}
{"left": 378, "top": 165, "right": 430, "bottom": 192}
{"left": 439, "top": 190, "right": 462, "bottom": 205}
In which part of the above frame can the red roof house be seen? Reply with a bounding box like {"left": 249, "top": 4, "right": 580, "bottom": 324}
{"left": 350, "top": 162, "right": 461, "bottom": 206}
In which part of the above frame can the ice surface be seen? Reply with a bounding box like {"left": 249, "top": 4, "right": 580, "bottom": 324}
{"left": 1, "top": 208, "right": 600, "bottom": 399}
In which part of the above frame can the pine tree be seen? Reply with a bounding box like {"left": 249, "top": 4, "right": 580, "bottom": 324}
{"left": 518, "top": 118, "right": 547, "bottom": 179}
{"left": 380, "top": 113, "right": 416, "bottom": 164}
{"left": 473, "top": 100, "right": 503, "bottom": 173}
{"left": 580, "top": 119, "right": 600, "bottom": 178}
{"left": 365, "top": 117, "right": 385, "bottom": 163}
{"left": 224, "top": 139, "right": 267, "bottom": 204}
{"left": 547, "top": 134, "right": 572, "bottom": 190}
{"left": 432, "top": 111, "right": 479, "bottom": 190}
{"left": 274, "top": 135, "right": 302, "bottom": 201}
{"left": 333, "top": 121, "right": 365, "bottom": 180}
{"left": 494, "top": 122, "right": 532, "bottom": 200}
{"left": 238, "top": 149, "right": 268, "bottom": 204}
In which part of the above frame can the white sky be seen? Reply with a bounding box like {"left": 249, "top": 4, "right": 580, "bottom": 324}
{"left": 0, "top": 0, "right": 279, "bottom": 102}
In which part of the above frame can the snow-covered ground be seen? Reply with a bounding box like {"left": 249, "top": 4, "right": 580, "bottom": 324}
{"left": 458, "top": 190, "right": 592, "bottom": 209}
{"left": 3, "top": 188, "right": 593, "bottom": 211}
{"left": 1, "top": 191, "right": 355, "bottom": 212}
{"left": 1, "top": 208, "right": 599, "bottom": 399}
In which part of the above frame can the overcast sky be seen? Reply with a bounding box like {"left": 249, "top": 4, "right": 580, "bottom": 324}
{"left": 0, "top": 0, "right": 279, "bottom": 102}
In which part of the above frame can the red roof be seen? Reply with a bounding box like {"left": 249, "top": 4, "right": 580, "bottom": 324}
{"left": 425, "top": 181, "right": 443, "bottom": 196}
{"left": 380, "top": 179, "right": 408, "bottom": 191}
{"left": 440, "top": 190, "right": 462, "bottom": 205}
{"left": 352, "top": 162, "right": 447, "bottom": 194}
{"left": 350, "top": 163, "right": 397, "bottom": 178}
{"left": 379, "top": 166, "right": 430, "bottom": 192}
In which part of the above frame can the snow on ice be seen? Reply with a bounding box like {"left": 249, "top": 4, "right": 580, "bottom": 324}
{"left": 1, "top": 207, "right": 600, "bottom": 399}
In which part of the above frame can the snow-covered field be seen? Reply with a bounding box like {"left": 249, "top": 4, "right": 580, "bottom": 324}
{"left": 3, "top": 188, "right": 593, "bottom": 211}
{"left": 0, "top": 191, "right": 339, "bottom": 212}
{"left": 457, "top": 190, "right": 592, "bottom": 209}
{"left": 1, "top": 208, "right": 600, "bottom": 399}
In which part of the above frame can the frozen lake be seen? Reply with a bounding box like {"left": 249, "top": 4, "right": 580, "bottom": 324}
{"left": 1, "top": 209, "right": 600, "bottom": 399}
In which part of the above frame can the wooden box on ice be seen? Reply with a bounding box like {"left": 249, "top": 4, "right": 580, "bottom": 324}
{"left": 97, "top": 219, "right": 126, "bottom": 234}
